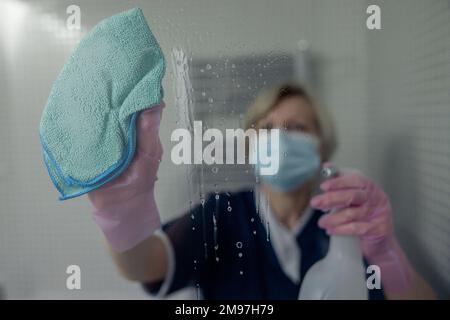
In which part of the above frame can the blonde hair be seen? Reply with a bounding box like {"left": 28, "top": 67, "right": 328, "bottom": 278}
{"left": 244, "top": 82, "right": 337, "bottom": 161}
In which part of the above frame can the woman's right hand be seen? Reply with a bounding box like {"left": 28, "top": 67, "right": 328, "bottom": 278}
{"left": 88, "top": 102, "right": 165, "bottom": 253}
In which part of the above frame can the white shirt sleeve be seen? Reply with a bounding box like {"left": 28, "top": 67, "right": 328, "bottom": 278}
{"left": 151, "top": 229, "right": 176, "bottom": 298}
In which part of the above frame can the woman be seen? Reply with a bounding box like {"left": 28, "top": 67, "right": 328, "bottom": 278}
{"left": 88, "top": 83, "right": 436, "bottom": 299}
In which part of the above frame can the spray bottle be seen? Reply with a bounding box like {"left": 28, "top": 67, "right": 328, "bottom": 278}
{"left": 299, "top": 165, "right": 368, "bottom": 299}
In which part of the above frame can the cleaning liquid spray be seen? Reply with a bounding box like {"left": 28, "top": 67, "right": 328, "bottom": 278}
{"left": 299, "top": 165, "right": 368, "bottom": 300}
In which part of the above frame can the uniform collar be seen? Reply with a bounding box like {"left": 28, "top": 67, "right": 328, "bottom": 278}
{"left": 254, "top": 186, "right": 314, "bottom": 284}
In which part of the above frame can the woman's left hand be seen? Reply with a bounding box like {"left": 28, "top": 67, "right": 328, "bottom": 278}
{"left": 309, "top": 168, "right": 395, "bottom": 259}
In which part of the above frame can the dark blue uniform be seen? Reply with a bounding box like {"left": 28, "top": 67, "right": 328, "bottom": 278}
{"left": 144, "top": 190, "right": 385, "bottom": 299}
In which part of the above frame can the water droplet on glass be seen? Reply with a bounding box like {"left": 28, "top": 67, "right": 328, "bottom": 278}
{"left": 200, "top": 68, "right": 204, "bottom": 73}
{"left": 206, "top": 63, "right": 212, "bottom": 70}
{"left": 192, "top": 226, "right": 195, "bottom": 230}
{"left": 212, "top": 167, "right": 219, "bottom": 174}
{"left": 250, "top": 218, "right": 254, "bottom": 222}
{"left": 191, "top": 214, "right": 195, "bottom": 220}
{"left": 297, "top": 39, "right": 310, "bottom": 51}
{"left": 208, "top": 97, "right": 214, "bottom": 103}
{"left": 215, "top": 194, "right": 220, "bottom": 200}
{"left": 215, "top": 257, "right": 220, "bottom": 262}
{"left": 196, "top": 283, "right": 201, "bottom": 300}
{"left": 213, "top": 208, "right": 219, "bottom": 262}
{"left": 201, "top": 91, "right": 206, "bottom": 96}
{"left": 236, "top": 242, "right": 243, "bottom": 249}
{"left": 227, "top": 206, "right": 232, "bottom": 212}
{"left": 253, "top": 230, "right": 257, "bottom": 235}
{"left": 231, "top": 63, "right": 236, "bottom": 68}
{"left": 238, "top": 252, "right": 243, "bottom": 258}
{"left": 240, "top": 271, "right": 244, "bottom": 276}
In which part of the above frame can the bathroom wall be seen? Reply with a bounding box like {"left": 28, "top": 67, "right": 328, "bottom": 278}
{"left": 365, "top": 0, "right": 450, "bottom": 297}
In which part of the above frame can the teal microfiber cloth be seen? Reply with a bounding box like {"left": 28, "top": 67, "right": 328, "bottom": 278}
{"left": 39, "top": 8, "right": 166, "bottom": 200}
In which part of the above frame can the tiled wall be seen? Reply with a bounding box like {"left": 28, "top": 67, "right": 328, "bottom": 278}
{"left": 366, "top": 0, "right": 450, "bottom": 297}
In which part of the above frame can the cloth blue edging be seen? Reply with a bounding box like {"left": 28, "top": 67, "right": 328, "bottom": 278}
{"left": 41, "top": 110, "right": 141, "bottom": 200}
{"left": 40, "top": 111, "right": 140, "bottom": 188}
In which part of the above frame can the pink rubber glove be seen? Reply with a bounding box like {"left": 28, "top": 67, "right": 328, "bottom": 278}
{"left": 310, "top": 166, "right": 414, "bottom": 294}
{"left": 88, "top": 102, "right": 165, "bottom": 253}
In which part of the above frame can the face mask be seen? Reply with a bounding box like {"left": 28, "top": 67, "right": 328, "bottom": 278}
{"left": 252, "top": 130, "right": 321, "bottom": 192}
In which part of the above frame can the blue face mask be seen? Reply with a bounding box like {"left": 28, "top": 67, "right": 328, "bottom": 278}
{"left": 253, "top": 130, "right": 321, "bottom": 192}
